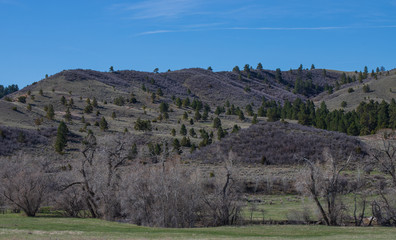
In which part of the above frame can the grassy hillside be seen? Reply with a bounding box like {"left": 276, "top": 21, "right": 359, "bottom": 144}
{"left": 314, "top": 70, "right": 396, "bottom": 111}
{"left": 1, "top": 214, "right": 396, "bottom": 240}
{"left": 0, "top": 67, "right": 345, "bottom": 157}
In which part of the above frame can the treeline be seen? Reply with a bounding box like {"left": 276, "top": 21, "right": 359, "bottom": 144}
{"left": 254, "top": 98, "right": 396, "bottom": 136}
{"left": 0, "top": 84, "right": 19, "bottom": 98}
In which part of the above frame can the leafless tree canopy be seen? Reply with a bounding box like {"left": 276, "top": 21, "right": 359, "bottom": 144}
{"left": 370, "top": 132, "right": 396, "bottom": 225}
{"left": 0, "top": 154, "right": 51, "bottom": 216}
{"left": 296, "top": 150, "right": 352, "bottom": 225}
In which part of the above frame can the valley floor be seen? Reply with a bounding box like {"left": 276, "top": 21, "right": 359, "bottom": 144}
{"left": 1, "top": 214, "right": 396, "bottom": 240}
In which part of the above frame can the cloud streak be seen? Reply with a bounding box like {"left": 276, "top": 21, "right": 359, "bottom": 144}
{"left": 137, "top": 25, "right": 396, "bottom": 36}
{"left": 112, "top": 0, "right": 202, "bottom": 19}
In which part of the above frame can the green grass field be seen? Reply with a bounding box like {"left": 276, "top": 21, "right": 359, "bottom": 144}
{"left": 1, "top": 214, "right": 396, "bottom": 240}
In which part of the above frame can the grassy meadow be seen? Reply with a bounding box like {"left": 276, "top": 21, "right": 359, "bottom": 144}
{"left": 1, "top": 213, "right": 396, "bottom": 240}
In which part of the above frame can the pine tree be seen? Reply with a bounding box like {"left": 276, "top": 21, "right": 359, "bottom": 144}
{"left": 69, "top": 98, "right": 74, "bottom": 108}
{"left": 182, "top": 97, "right": 190, "bottom": 108}
{"left": 232, "top": 124, "right": 240, "bottom": 133}
{"left": 84, "top": 104, "right": 93, "bottom": 114}
{"left": 238, "top": 110, "right": 245, "bottom": 121}
{"left": 183, "top": 112, "right": 188, "bottom": 120}
{"left": 213, "top": 117, "right": 222, "bottom": 129}
{"left": 267, "top": 107, "right": 279, "bottom": 122}
{"left": 244, "top": 64, "right": 250, "bottom": 72}
{"left": 55, "top": 121, "right": 68, "bottom": 153}
{"left": 46, "top": 104, "right": 55, "bottom": 120}
{"left": 245, "top": 104, "right": 254, "bottom": 116}
{"left": 194, "top": 109, "right": 201, "bottom": 121}
{"left": 64, "top": 107, "right": 72, "bottom": 122}
{"left": 363, "top": 84, "right": 370, "bottom": 93}
{"left": 175, "top": 98, "right": 182, "bottom": 108}
{"left": 159, "top": 102, "right": 169, "bottom": 113}
{"left": 233, "top": 66, "right": 240, "bottom": 73}
{"left": 252, "top": 114, "right": 258, "bottom": 124}
{"left": 61, "top": 96, "right": 66, "bottom": 105}
{"left": 189, "top": 128, "right": 196, "bottom": 137}
{"left": 92, "top": 97, "right": 98, "bottom": 108}
{"left": 377, "top": 100, "right": 389, "bottom": 129}
{"left": 275, "top": 68, "right": 283, "bottom": 83}
{"left": 180, "top": 136, "right": 191, "bottom": 147}
{"left": 363, "top": 66, "right": 368, "bottom": 79}
{"left": 99, "top": 117, "right": 108, "bottom": 131}
{"left": 172, "top": 138, "right": 181, "bottom": 153}
{"left": 347, "top": 122, "right": 359, "bottom": 136}
{"left": 389, "top": 99, "right": 396, "bottom": 129}
{"left": 180, "top": 124, "right": 187, "bottom": 136}
{"left": 202, "top": 109, "right": 209, "bottom": 121}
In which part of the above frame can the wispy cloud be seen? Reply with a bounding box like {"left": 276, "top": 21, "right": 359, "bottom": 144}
{"left": 136, "top": 25, "right": 396, "bottom": 36}
{"left": 112, "top": 0, "right": 202, "bottom": 19}
{"left": 137, "top": 30, "right": 176, "bottom": 36}
{"left": 228, "top": 26, "right": 349, "bottom": 31}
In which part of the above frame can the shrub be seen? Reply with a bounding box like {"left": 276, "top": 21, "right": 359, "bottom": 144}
{"left": 17, "top": 96, "right": 26, "bottom": 103}
{"left": 363, "top": 84, "right": 370, "bottom": 93}
{"left": 134, "top": 118, "right": 152, "bottom": 131}
{"left": 114, "top": 96, "right": 125, "bottom": 106}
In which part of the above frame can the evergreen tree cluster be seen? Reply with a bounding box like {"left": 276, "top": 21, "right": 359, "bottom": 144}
{"left": 0, "top": 84, "right": 19, "bottom": 98}
{"left": 134, "top": 118, "right": 152, "bottom": 131}
{"left": 256, "top": 97, "right": 396, "bottom": 136}
{"left": 293, "top": 77, "right": 323, "bottom": 96}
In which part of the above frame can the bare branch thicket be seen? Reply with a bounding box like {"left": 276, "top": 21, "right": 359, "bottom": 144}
{"left": 121, "top": 161, "right": 203, "bottom": 228}
{"left": 296, "top": 149, "right": 352, "bottom": 226}
{"left": 201, "top": 149, "right": 242, "bottom": 226}
{"left": 60, "top": 133, "right": 138, "bottom": 220}
{"left": 351, "top": 165, "right": 369, "bottom": 226}
{"left": 370, "top": 131, "right": 396, "bottom": 225}
{"left": 0, "top": 154, "right": 51, "bottom": 217}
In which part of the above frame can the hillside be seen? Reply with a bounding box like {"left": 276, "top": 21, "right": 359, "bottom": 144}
{"left": 0, "top": 67, "right": 390, "bottom": 161}
{"left": 189, "top": 121, "right": 367, "bottom": 165}
{"left": 0, "top": 67, "right": 346, "bottom": 156}
{"left": 12, "top": 67, "right": 343, "bottom": 105}
{"left": 314, "top": 69, "right": 396, "bottom": 111}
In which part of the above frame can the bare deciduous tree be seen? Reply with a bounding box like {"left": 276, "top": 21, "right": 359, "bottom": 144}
{"left": 370, "top": 131, "right": 396, "bottom": 225}
{"left": 296, "top": 150, "right": 351, "bottom": 225}
{"left": 61, "top": 133, "right": 137, "bottom": 220}
{"left": 0, "top": 155, "right": 50, "bottom": 217}
{"left": 202, "top": 150, "right": 242, "bottom": 226}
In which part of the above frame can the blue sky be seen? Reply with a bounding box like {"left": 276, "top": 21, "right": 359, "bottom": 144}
{"left": 1, "top": 0, "right": 396, "bottom": 87}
